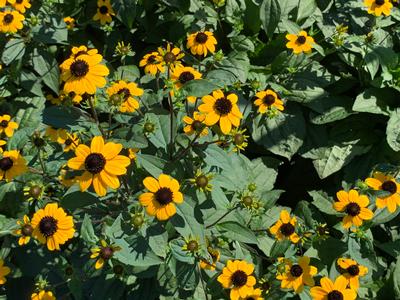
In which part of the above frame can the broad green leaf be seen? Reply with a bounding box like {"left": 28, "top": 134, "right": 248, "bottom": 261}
{"left": 32, "top": 48, "right": 60, "bottom": 94}
{"left": 181, "top": 79, "right": 221, "bottom": 97}
{"left": 270, "top": 240, "right": 291, "bottom": 257}
{"left": 387, "top": 109, "right": 400, "bottom": 151}
{"left": 309, "top": 190, "right": 338, "bottom": 215}
{"left": 61, "top": 186, "right": 98, "bottom": 210}
{"left": 353, "top": 88, "right": 398, "bottom": 116}
{"left": 114, "top": 0, "right": 137, "bottom": 28}
{"left": 1, "top": 39, "right": 25, "bottom": 65}
{"left": 260, "top": 0, "right": 281, "bottom": 37}
{"left": 80, "top": 214, "right": 98, "bottom": 244}
{"left": 217, "top": 221, "right": 258, "bottom": 244}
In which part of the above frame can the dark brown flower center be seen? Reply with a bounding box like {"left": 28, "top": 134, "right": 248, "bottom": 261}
{"left": 147, "top": 55, "right": 157, "bottom": 64}
{"left": 296, "top": 35, "right": 307, "bottom": 44}
{"left": 65, "top": 138, "right": 73, "bottom": 146}
{"left": 187, "top": 240, "right": 199, "bottom": 252}
{"left": 30, "top": 186, "right": 42, "bottom": 198}
{"left": 280, "top": 223, "right": 295, "bottom": 236}
{"left": 345, "top": 203, "right": 360, "bottom": 216}
{"left": 327, "top": 290, "right": 343, "bottom": 300}
{"left": 195, "top": 175, "right": 208, "bottom": 188}
{"left": 263, "top": 94, "right": 276, "bottom": 105}
{"left": 179, "top": 71, "right": 195, "bottom": 84}
{"left": 99, "top": 5, "right": 108, "bottom": 14}
{"left": 382, "top": 180, "right": 397, "bottom": 194}
{"left": 118, "top": 88, "right": 131, "bottom": 100}
{"left": 0, "top": 157, "right": 13, "bottom": 171}
{"left": 234, "top": 134, "right": 245, "bottom": 145}
{"left": 70, "top": 60, "right": 89, "bottom": 77}
{"left": 155, "top": 187, "right": 173, "bottom": 205}
{"left": 3, "top": 14, "right": 14, "bottom": 25}
{"left": 375, "top": 0, "right": 385, "bottom": 5}
{"left": 100, "top": 246, "right": 114, "bottom": 259}
{"left": 39, "top": 216, "right": 58, "bottom": 237}
{"left": 22, "top": 224, "right": 33, "bottom": 236}
{"left": 231, "top": 270, "right": 248, "bottom": 287}
{"left": 16, "top": 0, "right": 23, "bottom": 3}
{"left": 164, "top": 52, "right": 176, "bottom": 63}
{"left": 0, "top": 120, "right": 9, "bottom": 128}
{"left": 192, "top": 120, "right": 204, "bottom": 132}
{"left": 84, "top": 153, "right": 106, "bottom": 174}
{"left": 347, "top": 264, "right": 360, "bottom": 276}
{"left": 195, "top": 32, "right": 208, "bottom": 44}
{"left": 290, "top": 264, "right": 303, "bottom": 277}
{"left": 214, "top": 97, "right": 232, "bottom": 115}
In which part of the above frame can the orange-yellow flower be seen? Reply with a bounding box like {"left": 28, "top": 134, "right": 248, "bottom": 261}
{"left": 286, "top": 31, "right": 315, "bottom": 54}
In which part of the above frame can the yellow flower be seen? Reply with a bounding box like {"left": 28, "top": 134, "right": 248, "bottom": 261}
{"left": 57, "top": 132, "right": 79, "bottom": 152}
{"left": 189, "top": 169, "right": 213, "bottom": 192}
{"left": 199, "top": 247, "right": 220, "bottom": 271}
{"left": 310, "top": 276, "right": 356, "bottom": 300}
{"left": 333, "top": 190, "right": 374, "bottom": 228}
{"left": 230, "top": 128, "right": 249, "bottom": 153}
{"left": 128, "top": 148, "right": 139, "bottom": 160}
{"left": 0, "top": 140, "right": 6, "bottom": 153}
{"left": 14, "top": 215, "right": 33, "bottom": 246}
{"left": 238, "top": 288, "right": 263, "bottom": 300}
{"left": 0, "top": 259, "right": 10, "bottom": 285}
{"left": 269, "top": 210, "right": 300, "bottom": 243}
{"left": 183, "top": 112, "right": 208, "bottom": 137}
{"left": 0, "top": 9, "right": 24, "bottom": 33}
{"left": 0, "top": 114, "right": 18, "bottom": 137}
{"left": 93, "top": 0, "right": 115, "bottom": 25}
{"left": 60, "top": 51, "right": 109, "bottom": 95}
{"left": 90, "top": 239, "right": 121, "bottom": 269}
{"left": 0, "top": 150, "right": 27, "bottom": 182}
{"left": 12, "top": 0, "right": 31, "bottom": 13}
{"left": 31, "top": 290, "right": 56, "bottom": 300}
{"left": 365, "top": 171, "right": 400, "bottom": 213}
{"left": 31, "top": 203, "right": 75, "bottom": 251}
{"left": 171, "top": 66, "right": 202, "bottom": 103}
{"left": 106, "top": 80, "right": 143, "bottom": 113}
{"left": 337, "top": 258, "right": 368, "bottom": 290}
{"left": 158, "top": 43, "right": 184, "bottom": 68}
{"left": 254, "top": 89, "right": 284, "bottom": 113}
{"left": 198, "top": 90, "right": 243, "bottom": 135}
{"left": 186, "top": 31, "right": 217, "bottom": 56}
{"left": 139, "top": 52, "right": 165, "bottom": 75}
{"left": 67, "top": 136, "right": 130, "bottom": 196}
{"left": 139, "top": 174, "right": 184, "bottom": 221}
{"left": 276, "top": 256, "right": 317, "bottom": 293}
{"left": 364, "top": 0, "right": 392, "bottom": 16}
{"left": 217, "top": 260, "right": 256, "bottom": 300}
{"left": 64, "top": 16, "right": 75, "bottom": 29}
{"left": 23, "top": 182, "right": 45, "bottom": 202}
{"left": 286, "top": 31, "right": 315, "bottom": 54}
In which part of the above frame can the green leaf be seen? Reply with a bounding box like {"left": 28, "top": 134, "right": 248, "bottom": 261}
{"left": 113, "top": 65, "right": 140, "bottom": 81}
{"left": 270, "top": 240, "right": 291, "bottom": 257}
{"left": 353, "top": 88, "right": 397, "bottom": 116}
{"left": 61, "top": 186, "right": 98, "bottom": 210}
{"left": 260, "top": 0, "right": 281, "bottom": 37}
{"left": 394, "top": 256, "right": 400, "bottom": 299}
{"left": 80, "top": 214, "right": 98, "bottom": 244}
{"left": 1, "top": 38, "right": 25, "bottom": 65}
{"left": 32, "top": 48, "right": 60, "bottom": 94}
{"left": 182, "top": 79, "right": 221, "bottom": 97}
{"left": 217, "top": 221, "right": 258, "bottom": 244}
{"left": 113, "top": 0, "right": 137, "bottom": 28}
{"left": 387, "top": 109, "right": 400, "bottom": 151}
{"left": 42, "top": 106, "right": 90, "bottom": 129}
{"left": 309, "top": 190, "right": 338, "bottom": 215}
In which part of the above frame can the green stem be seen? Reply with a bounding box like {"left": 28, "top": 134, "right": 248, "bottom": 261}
{"left": 206, "top": 205, "right": 239, "bottom": 229}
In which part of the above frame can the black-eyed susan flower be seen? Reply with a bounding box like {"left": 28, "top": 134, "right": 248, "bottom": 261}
{"left": 12, "top": 0, "right": 31, "bottom": 13}
{"left": 364, "top": 0, "right": 392, "bottom": 16}
{"left": 0, "top": 9, "right": 24, "bottom": 33}
{"left": 31, "top": 290, "right": 56, "bottom": 300}
{"left": 310, "top": 276, "right": 357, "bottom": 300}
{"left": 158, "top": 43, "right": 184, "bottom": 68}
{"left": 47, "top": 90, "right": 83, "bottom": 105}
{"left": 93, "top": 0, "right": 115, "bottom": 25}
{"left": 182, "top": 236, "right": 200, "bottom": 254}
{"left": 0, "top": 150, "right": 27, "bottom": 182}
{"left": 139, "top": 52, "right": 165, "bottom": 75}
{"left": 200, "top": 247, "right": 220, "bottom": 271}
{"left": 254, "top": 89, "right": 284, "bottom": 114}
{"left": 286, "top": 31, "right": 315, "bottom": 54}
{"left": 0, "top": 114, "right": 18, "bottom": 137}
{"left": 62, "top": 45, "right": 100, "bottom": 63}
{"left": 23, "top": 182, "right": 44, "bottom": 202}
{"left": 217, "top": 260, "right": 256, "bottom": 300}
{"left": 186, "top": 31, "right": 217, "bottom": 57}
{"left": 115, "top": 41, "right": 134, "bottom": 58}
{"left": 139, "top": 174, "right": 184, "bottom": 221}
{"left": 230, "top": 128, "right": 249, "bottom": 152}
{"left": 198, "top": 90, "right": 243, "bottom": 135}
{"left": 276, "top": 256, "right": 317, "bottom": 293}
{"left": 64, "top": 16, "right": 75, "bottom": 29}
{"left": 315, "top": 223, "right": 329, "bottom": 239}
{"left": 337, "top": 258, "right": 368, "bottom": 290}
{"left": 14, "top": 215, "right": 33, "bottom": 246}
{"left": 189, "top": 169, "right": 213, "bottom": 192}
{"left": 31, "top": 203, "right": 75, "bottom": 251}
{"left": 90, "top": 239, "right": 121, "bottom": 269}
{"left": 60, "top": 51, "right": 109, "bottom": 95}
{"left": 171, "top": 66, "right": 202, "bottom": 103}
{"left": 183, "top": 112, "right": 208, "bottom": 137}
{"left": 57, "top": 131, "right": 79, "bottom": 152}
{"left": 106, "top": 80, "right": 143, "bottom": 113}
{"left": 365, "top": 172, "right": 400, "bottom": 213}
{"left": 0, "top": 259, "right": 10, "bottom": 285}
{"left": 333, "top": 190, "right": 373, "bottom": 228}
{"left": 67, "top": 136, "right": 130, "bottom": 196}
{"left": 238, "top": 288, "right": 263, "bottom": 300}
{"left": 0, "top": 140, "right": 6, "bottom": 153}
{"left": 269, "top": 210, "right": 300, "bottom": 243}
